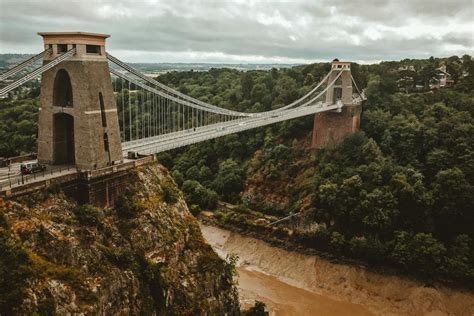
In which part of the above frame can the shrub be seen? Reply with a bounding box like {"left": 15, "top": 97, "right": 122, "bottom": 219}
{"left": 171, "top": 170, "right": 184, "bottom": 187}
{"left": 390, "top": 231, "right": 447, "bottom": 277}
{"left": 73, "top": 204, "right": 99, "bottom": 226}
{"left": 214, "top": 211, "right": 224, "bottom": 220}
{"left": 96, "top": 243, "right": 135, "bottom": 268}
{"left": 116, "top": 194, "right": 143, "bottom": 219}
{"left": 160, "top": 179, "right": 180, "bottom": 204}
{"left": 243, "top": 301, "right": 268, "bottom": 316}
{"left": 156, "top": 152, "right": 173, "bottom": 170}
{"left": 0, "top": 228, "right": 34, "bottom": 314}
{"left": 141, "top": 260, "right": 168, "bottom": 312}
{"left": 189, "top": 204, "right": 201, "bottom": 217}
{"left": 329, "top": 231, "right": 346, "bottom": 251}
{"left": 182, "top": 180, "right": 218, "bottom": 210}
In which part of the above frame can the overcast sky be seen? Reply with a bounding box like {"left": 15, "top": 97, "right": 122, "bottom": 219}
{"left": 0, "top": 0, "right": 473, "bottom": 64}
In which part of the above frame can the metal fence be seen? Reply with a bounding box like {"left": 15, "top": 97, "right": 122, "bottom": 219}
{"left": 0, "top": 165, "right": 76, "bottom": 191}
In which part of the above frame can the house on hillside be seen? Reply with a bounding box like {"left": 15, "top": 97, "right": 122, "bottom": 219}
{"left": 430, "top": 63, "right": 454, "bottom": 89}
{"left": 398, "top": 65, "right": 416, "bottom": 72}
{"left": 397, "top": 65, "right": 416, "bottom": 90}
{"left": 397, "top": 76, "right": 415, "bottom": 89}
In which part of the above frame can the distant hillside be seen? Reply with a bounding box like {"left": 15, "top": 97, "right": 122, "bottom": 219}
{"left": 0, "top": 54, "right": 35, "bottom": 70}
{"left": 0, "top": 54, "right": 297, "bottom": 73}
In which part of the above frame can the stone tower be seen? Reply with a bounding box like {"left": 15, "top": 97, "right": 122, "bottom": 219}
{"left": 37, "top": 32, "right": 122, "bottom": 170}
{"left": 311, "top": 60, "right": 362, "bottom": 148}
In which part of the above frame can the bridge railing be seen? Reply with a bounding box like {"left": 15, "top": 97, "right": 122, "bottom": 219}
{"left": 0, "top": 165, "right": 77, "bottom": 191}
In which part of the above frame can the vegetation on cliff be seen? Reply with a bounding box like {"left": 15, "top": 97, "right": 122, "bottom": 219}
{"left": 0, "top": 164, "right": 239, "bottom": 314}
{"left": 156, "top": 56, "right": 474, "bottom": 287}
{"left": 1, "top": 54, "right": 473, "bottom": 288}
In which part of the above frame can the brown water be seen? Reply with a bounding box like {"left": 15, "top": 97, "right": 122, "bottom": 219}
{"left": 201, "top": 224, "right": 474, "bottom": 316}
{"left": 238, "top": 267, "right": 371, "bottom": 315}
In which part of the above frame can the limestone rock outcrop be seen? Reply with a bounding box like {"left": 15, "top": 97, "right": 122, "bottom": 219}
{"left": 0, "top": 163, "right": 239, "bottom": 315}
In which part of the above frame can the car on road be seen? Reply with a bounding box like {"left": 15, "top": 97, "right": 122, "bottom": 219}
{"left": 20, "top": 162, "right": 46, "bottom": 175}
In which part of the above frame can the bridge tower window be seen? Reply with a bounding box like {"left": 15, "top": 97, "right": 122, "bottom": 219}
{"left": 86, "top": 45, "right": 101, "bottom": 55}
{"left": 99, "top": 92, "right": 107, "bottom": 127}
{"left": 53, "top": 69, "right": 73, "bottom": 107}
{"left": 57, "top": 44, "right": 68, "bottom": 54}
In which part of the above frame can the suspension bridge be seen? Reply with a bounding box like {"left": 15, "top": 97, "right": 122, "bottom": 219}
{"left": 0, "top": 32, "right": 364, "bottom": 202}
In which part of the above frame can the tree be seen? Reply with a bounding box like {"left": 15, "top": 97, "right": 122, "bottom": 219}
{"left": 432, "top": 168, "right": 474, "bottom": 239}
{"left": 0, "top": 226, "right": 34, "bottom": 313}
{"left": 171, "top": 170, "right": 184, "bottom": 187}
{"left": 240, "top": 72, "right": 254, "bottom": 99}
{"left": 445, "top": 234, "right": 473, "bottom": 281}
{"left": 157, "top": 152, "right": 173, "bottom": 170}
{"left": 304, "top": 73, "right": 314, "bottom": 86}
{"left": 251, "top": 83, "right": 269, "bottom": 105}
{"left": 181, "top": 180, "right": 218, "bottom": 211}
{"left": 390, "top": 231, "right": 447, "bottom": 276}
{"left": 360, "top": 189, "right": 398, "bottom": 234}
{"left": 212, "top": 159, "right": 244, "bottom": 203}
{"left": 420, "top": 64, "right": 436, "bottom": 88}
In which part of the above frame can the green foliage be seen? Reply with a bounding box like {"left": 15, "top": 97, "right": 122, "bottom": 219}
{"left": 240, "top": 72, "right": 254, "bottom": 99}
{"left": 96, "top": 243, "right": 135, "bottom": 268}
{"left": 1, "top": 55, "right": 473, "bottom": 287}
{"left": 160, "top": 179, "right": 180, "bottom": 204}
{"left": 243, "top": 301, "right": 268, "bottom": 316}
{"left": 171, "top": 170, "right": 184, "bottom": 187}
{"left": 115, "top": 188, "right": 145, "bottom": 219}
{"left": 0, "top": 227, "right": 34, "bottom": 314}
{"left": 309, "top": 81, "right": 474, "bottom": 285}
{"left": 141, "top": 261, "right": 168, "bottom": 312}
{"left": 156, "top": 152, "right": 173, "bottom": 170}
{"left": 0, "top": 97, "right": 38, "bottom": 157}
{"left": 181, "top": 180, "right": 218, "bottom": 212}
{"left": 390, "top": 231, "right": 447, "bottom": 277}
{"left": 212, "top": 159, "right": 244, "bottom": 203}
{"left": 73, "top": 204, "right": 99, "bottom": 226}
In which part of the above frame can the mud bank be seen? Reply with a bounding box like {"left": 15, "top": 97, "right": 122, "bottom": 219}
{"left": 201, "top": 224, "right": 474, "bottom": 316}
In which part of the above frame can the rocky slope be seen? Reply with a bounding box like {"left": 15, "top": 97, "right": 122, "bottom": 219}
{"left": 0, "top": 163, "right": 239, "bottom": 315}
{"left": 242, "top": 134, "right": 315, "bottom": 215}
{"left": 202, "top": 224, "right": 474, "bottom": 316}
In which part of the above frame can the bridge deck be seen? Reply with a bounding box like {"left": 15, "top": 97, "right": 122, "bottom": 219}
{"left": 0, "top": 156, "right": 155, "bottom": 198}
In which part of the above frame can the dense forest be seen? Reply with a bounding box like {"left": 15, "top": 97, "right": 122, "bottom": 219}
{"left": 0, "top": 55, "right": 473, "bottom": 287}
{"left": 156, "top": 55, "right": 474, "bottom": 288}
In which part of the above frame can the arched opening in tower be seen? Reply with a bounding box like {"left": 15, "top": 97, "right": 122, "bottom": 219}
{"left": 53, "top": 113, "right": 75, "bottom": 164}
{"left": 53, "top": 69, "right": 73, "bottom": 107}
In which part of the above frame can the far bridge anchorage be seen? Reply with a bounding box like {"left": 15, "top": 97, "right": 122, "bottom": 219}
{"left": 0, "top": 32, "right": 365, "bottom": 205}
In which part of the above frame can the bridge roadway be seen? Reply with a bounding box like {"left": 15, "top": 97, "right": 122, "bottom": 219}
{"left": 0, "top": 160, "right": 76, "bottom": 191}
{"left": 122, "top": 101, "right": 342, "bottom": 155}
{"left": 0, "top": 102, "right": 343, "bottom": 190}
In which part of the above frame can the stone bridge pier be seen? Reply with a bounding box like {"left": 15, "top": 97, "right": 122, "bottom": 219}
{"left": 37, "top": 32, "right": 122, "bottom": 170}
{"left": 312, "top": 60, "right": 362, "bottom": 148}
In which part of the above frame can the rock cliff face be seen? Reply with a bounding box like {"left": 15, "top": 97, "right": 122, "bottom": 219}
{"left": 242, "top": 136, "right": 315, "bottom": 215}
{"left": 0, "top": 163, "right": 239, "bottom": 315}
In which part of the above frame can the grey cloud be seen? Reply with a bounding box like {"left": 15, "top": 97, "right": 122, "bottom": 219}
{"left": 0, "top": 0, "right": 472, "bottom": 63}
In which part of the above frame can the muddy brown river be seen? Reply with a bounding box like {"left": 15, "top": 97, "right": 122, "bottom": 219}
{"left": 200, "top": 224, "right": 474, "bottom": 316}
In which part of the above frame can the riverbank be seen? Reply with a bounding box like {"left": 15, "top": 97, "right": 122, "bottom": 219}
{"left": 201, "top": 224, "right": 474, "bottom": 316}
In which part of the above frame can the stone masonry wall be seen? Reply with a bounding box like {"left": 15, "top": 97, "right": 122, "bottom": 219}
{"left": 311, "top": 104, "right": 362, "bottom": 149}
